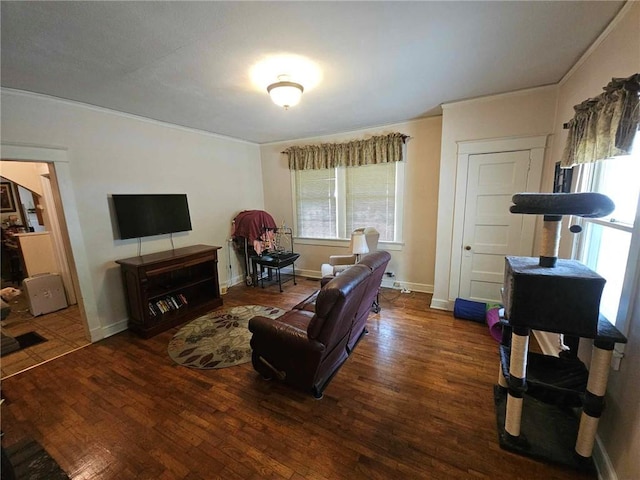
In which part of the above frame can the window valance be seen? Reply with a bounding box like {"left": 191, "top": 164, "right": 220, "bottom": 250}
{"left": 284, "top": 132, "right": 408, "bottom": 170}
{"left": 560, "top": 73, "right": 640, "bottom": 168}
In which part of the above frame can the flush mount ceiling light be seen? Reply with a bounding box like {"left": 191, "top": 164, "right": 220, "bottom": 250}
{"left": 267, "top": 75, "right": 304, "bottom": 109}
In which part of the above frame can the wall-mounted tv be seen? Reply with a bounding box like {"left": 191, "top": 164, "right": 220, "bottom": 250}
{"left": 112, "top": 194, "right": 192, "bottom": 240}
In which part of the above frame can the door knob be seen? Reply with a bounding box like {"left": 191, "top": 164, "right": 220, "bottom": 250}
{"left": 464, "top": 245, "right": 472, "bottom": 251}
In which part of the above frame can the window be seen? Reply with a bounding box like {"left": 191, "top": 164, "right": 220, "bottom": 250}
{"left": 294, "top": 168, "right": 337, "bottom": 239}
{"left": 573, "top": 136, "right": 640, "bottom": 325}
{"left": 293, "top": 161, "right": 404, "bottom": 242}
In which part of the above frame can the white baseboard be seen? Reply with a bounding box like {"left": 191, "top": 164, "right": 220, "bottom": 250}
{"left": 283, "top": 269, "right": 433, "bottom": 294}
{"left": 380, "top": 279, "right": 433, "bottom": 293}
{"left": 99, "top": 319, "right": 129, "bottom": 339}
{"left": 297, "top": 268, "right": 322, "bottom": 279}
{"left": 594, "top": 435, "right": 616, "bottom": 480}
{"left": 430, "top": 297, "right": 453, "bottom": 311}
{"left": 380, "top": 278, "right": 395, "bottom": 289}
{"left": 225, "top": 273, "right": 247, "bottom": 288}
{"left": 222, "top": 276, "right": 247, "bottom": 293}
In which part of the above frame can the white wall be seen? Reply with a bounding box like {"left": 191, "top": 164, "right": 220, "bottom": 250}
{"left": 550, "top": 4, "right": 640, "bottom": 479}
{"left": 1, "top": 89, "right": 264, "bottom": 340}
{"left": 259, "top": 116, "right": 442, "bottom": 292}
{"left": 431, "top": 86, "right": 558, "bottom": 309}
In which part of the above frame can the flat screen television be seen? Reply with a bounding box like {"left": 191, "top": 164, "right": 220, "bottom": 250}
{"left": 112, "top": 194, "right": 192, "bottom": 239}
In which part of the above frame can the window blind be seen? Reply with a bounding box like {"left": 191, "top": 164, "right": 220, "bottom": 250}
{"left": 345, "top": 163, "right": 396, "bottom": 241}
{"left": 294, "top": 162, "right": 401, "bottom": 241}
{"left": 295, "top": 168, "right": 336, "bottom": 238}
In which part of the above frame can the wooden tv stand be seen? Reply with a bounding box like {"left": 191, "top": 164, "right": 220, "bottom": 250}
{"left": 116, "top": 244, "right": 223, "bottom": 338}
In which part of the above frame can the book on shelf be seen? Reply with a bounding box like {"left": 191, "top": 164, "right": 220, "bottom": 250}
{"left": 148, "top": 294, "right": 187, "bottom": 317}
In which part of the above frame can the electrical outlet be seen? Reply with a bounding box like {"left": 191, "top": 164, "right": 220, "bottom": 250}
{"left": 393, "top": 281, "right": 400, "bottom": 288}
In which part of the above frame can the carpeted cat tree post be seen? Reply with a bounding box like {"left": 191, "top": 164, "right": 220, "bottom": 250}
{"left": 495, "top": 192, "right": 627, "bottom": 470}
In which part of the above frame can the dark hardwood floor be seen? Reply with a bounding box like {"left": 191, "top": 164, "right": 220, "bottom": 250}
{"left": 1, "top": 278, "right": 594, "bottom": 479}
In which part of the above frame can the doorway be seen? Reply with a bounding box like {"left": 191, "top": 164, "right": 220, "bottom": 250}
{"left": 449, "top": 136, "right": 546, "bottom": 304}
{"left": 1, "top": 157, "right": 91, "bottom": 378}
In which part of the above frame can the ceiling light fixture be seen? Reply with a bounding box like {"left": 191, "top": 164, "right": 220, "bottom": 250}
{"left": 267, "top": 75, "right": 304, "bottom": 109}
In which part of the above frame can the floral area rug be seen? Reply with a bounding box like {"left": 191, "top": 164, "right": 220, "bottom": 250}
{"left": 167, "top": 305, "right": 285, "bottom": 369}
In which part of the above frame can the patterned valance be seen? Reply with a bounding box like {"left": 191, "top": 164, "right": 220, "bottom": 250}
{"left": 561, "top": 73, "right": 640, "bottom": 168}
{"left": 284, "top": 132, "right": 408, "bottom": 170}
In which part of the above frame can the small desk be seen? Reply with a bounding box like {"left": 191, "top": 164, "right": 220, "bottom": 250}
{"left": 251, "top": 252, "right": 300, "bottom": 292}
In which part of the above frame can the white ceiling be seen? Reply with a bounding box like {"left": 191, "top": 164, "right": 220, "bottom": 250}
{"left": 1, "top": 1, "right": 625, "bottom": 144}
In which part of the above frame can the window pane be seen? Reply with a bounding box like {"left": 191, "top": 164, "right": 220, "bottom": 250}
{"left": 580, "top": 222, "right": 632, "bottom": 323}
{"left": 345, "top": 163, "right": 396, "bottom": 241}
{"left": 591, "top": 154, "right": 640, "bottom": 225}
{"left": 295, "top": 169, "right": 336, "bottom": 238}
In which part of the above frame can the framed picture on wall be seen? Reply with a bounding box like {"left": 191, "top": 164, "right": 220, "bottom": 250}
{"left": 1, "top": 182, "right": 17, "bottom": 212}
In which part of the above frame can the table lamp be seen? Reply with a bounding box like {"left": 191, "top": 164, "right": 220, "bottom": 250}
{"left": 351, "top": 232, "right": 369, "bottom": 263}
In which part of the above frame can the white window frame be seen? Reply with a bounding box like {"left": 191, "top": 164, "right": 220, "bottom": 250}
{"left": 291, "top": 160, "right": 405, "bottom": 247}
{"left": 570, "top": 147, "right": 640, "bottom": 338}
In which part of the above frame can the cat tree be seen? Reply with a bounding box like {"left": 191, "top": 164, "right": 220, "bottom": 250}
{"left": 495, "top": 192, "right": 627, "bottom": 471}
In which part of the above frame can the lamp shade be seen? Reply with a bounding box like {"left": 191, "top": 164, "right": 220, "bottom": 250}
{"left": 267, "top": 81, "right": 304, "bottom": 109}
{"left": 351, "top": 232, "right": 369, "bottom": 255}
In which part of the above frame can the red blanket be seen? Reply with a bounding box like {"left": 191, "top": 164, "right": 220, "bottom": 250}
{"left": 232, "top": 210, "right": 278, "bottom": 255}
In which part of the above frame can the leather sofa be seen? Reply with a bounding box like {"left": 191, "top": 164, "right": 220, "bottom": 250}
{"left": 344, "top": 251, "right": 390, "bottom": 351}
{"left": 248, "top": 251, "right": 391, "bottom": 398}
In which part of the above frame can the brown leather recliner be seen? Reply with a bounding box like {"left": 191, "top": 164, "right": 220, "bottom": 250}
{"left": 249, "top": 264, "right": 373, "bottom": 398}
{"left": 347, "top": 250, "right": 390, "bottom": 351}
{"left": 293, "top": 251, "right": 391, "bottom": 353}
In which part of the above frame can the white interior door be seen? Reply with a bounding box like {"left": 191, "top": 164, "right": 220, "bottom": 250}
{"left": 459, "top": 150, "right": 532, "bottom": 303}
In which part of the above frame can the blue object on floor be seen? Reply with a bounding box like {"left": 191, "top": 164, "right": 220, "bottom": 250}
{"left": 453, "top": 298, "right": 487, "bottom": 323}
